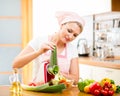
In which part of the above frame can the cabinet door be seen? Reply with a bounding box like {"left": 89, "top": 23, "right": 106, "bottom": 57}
{"left": 92, "top": 66, "right": 109, "bottom": 81}
{"left": 79, "top": 64, "right": 120, "bottom": 85}
{"left": 92, "top": 66, "right": 120, "bottom": 85}
{"left": 79, "top": 64, "right": 93, "bottom": 80}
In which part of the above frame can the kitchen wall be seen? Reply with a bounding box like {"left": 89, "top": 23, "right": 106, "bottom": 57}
{"left": 32, "top": 0, "right": 111, "bottom": 56}
{"left": 73, "top": 15, "right": 94, "bottom": 47}
{"left": 32, "top": 0, "right": 111, "bottom": 38}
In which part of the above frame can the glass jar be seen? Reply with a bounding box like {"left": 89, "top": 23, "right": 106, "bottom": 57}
{"left": 9, "top": 68, "right": 22, "bottom": 93}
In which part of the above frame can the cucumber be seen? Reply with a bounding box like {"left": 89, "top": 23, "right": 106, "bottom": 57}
{"left": 48, "top": 46, "right": 59, "bottom": 75}
{"left": 38, "top": 83, "right": 66, "bottom": 93}
{"left": 22, "top": 83, "right": 66, "bottom": 93}
{"left": 50, "top": 46, "right": 57, "bottom": 66}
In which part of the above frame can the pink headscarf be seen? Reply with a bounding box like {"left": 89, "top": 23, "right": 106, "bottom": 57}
{"left": 55, "top": 11, "right": 85, "bottom": 29}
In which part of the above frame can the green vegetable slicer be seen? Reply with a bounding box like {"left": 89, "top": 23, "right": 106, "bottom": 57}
{"left": 44, "top": 46, "right": 59, "bottom": 83}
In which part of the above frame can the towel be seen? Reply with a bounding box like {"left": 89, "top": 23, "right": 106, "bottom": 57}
{"left": 55, "top": 11, "right": 85, "bottom": 29}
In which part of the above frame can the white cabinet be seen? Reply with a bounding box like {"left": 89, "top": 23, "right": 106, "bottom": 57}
{"left": 79, "top": 64, "right": 93, "bottom": 80}
{"left": 92, "top": 66, "right": 120, "bottom": 85}
{"left": 79, "top": 64, "right": 120, "bottom": 85}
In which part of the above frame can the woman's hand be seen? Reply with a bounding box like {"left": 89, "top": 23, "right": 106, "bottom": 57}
{"left": 38, "top": 34, "right": 58, "bottom": 54}
{"left": 60, "top": 72, "right": 77, "bottom": 85}
{"left": 38, "top": 41, "right": 55, "bottom": 54}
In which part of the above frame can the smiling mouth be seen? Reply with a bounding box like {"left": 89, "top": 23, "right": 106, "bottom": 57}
{"left": 66, "top": 39, "right": 71, "bottom": 43}
{"left": 64, "top": 35, "right": 70, "bottom": 41}
{"left": 64, "top": 37, "right": 69, "bottom": 42}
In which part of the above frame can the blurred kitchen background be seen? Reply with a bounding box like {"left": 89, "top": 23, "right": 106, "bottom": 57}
{"left": 0, "top": 0, "right": 120, "bottom": 85}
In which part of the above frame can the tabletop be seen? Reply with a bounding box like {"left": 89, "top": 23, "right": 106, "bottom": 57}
{"left": 0, "top": 85, "right": 120, "bottom": 96}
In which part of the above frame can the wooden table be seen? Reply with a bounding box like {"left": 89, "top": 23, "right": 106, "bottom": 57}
{"left": 0, "top": 85, "right": 120, "bottom": 96}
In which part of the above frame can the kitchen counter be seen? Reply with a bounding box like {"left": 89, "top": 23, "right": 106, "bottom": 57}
{"left": 0, "top": 85, "right": 120, "bottom": 96}
{"left": 78, "top": 56, "right": 120, "bottom": 69}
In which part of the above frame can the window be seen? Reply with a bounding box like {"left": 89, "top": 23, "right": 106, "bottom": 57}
{"left": 0, "top": 0, "right": 32, "bottom": 85}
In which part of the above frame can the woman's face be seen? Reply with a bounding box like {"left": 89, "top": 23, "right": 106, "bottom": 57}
{"left": 59, "top": 22, "right": 81, "bottom": 43}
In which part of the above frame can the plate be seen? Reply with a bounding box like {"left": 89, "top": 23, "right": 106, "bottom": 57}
{"left": 21, "top": 83, "right": 66, "bottom": 93}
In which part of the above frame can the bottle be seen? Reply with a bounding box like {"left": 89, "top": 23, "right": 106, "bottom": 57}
{"left": 97, "top": 47, "right": 102, "bottom": 59}
{"left": 9, "top": 68, "right": 22, "bottom": 93}
{"left": 10, "top": 91, "right": 23, "bottom": 96}
{"left": 93, "top": 48, "right": 97, "bottom": 57}
{"left": 109, "top": 48, "right": 114, "bottom": 58}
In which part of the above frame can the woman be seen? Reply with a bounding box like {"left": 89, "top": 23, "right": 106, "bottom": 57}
{"left": 12, "top": 11, "right": 85, "bottom": 85}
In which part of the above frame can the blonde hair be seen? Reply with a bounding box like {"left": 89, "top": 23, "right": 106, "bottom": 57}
{"left": 62, "top": 21, "right": 83, "bottom": 32}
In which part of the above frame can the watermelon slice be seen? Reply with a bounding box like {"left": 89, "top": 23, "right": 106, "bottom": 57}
{"left": 21, "top": 83, "right": 66, "bottom": 93}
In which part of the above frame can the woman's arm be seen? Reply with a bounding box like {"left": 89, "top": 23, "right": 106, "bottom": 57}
{"left": 12, "top": 45, "right": 43, "bottom": 68}
{"left": 61, "top": 57, "right": 79, "bottom": 84}
{"left": 12, "top": 41, "right": 55, "bottom": 68}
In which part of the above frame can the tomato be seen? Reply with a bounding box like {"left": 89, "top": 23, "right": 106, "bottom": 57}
{"left": 93, "top": 89, "right": 100, "bottom": 96}
{"left": 108, "top": 83, "right": 112, "bottom": 88}
{"left": 89, "top": 83, "right": 95, "bottom": 94}
{"left": 28, "top": 82, "right": 36, "bottom": 86}
{"left": 89, "top": 82, "right": 102, "bottom": 94}
{"left": 108, "top": 90, "right": 114, "bottom": 96}
{"left": 59, "top": 79, "right": 66, "bottom": 83}
{"left": 101, "top": 89, "right": 108, "bottom": 96}
{"left": 95, "top": 83, "right": 102, "bottom": 90}
{"left": 104, "top": 87, "right": 109, "bottom": 91}
{"left": 104, "top": 81, "right": 110, "bottom": 87}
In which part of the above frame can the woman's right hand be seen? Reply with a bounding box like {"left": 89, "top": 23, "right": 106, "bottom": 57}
{"left": 37, "top": 34, "right": 58, "bottom": 54}
{"left": 38, "top": 41, "right": 55, "bottom": 54}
